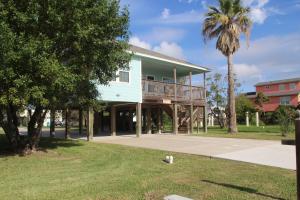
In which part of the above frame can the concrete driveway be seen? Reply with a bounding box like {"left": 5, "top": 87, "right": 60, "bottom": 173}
{"left": 92, "top": 134, "right": 296, "bottom": 170}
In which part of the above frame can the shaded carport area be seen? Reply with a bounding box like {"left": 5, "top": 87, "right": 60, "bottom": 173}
{"left": 91, "top": 134, "right": 296, "bottom": 170}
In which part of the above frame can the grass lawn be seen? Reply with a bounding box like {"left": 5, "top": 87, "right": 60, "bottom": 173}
{"left": 195, "top": 125, "right": 295, "bottom": 140}
{"left": 0, "top": 132, "right": 296, "bottom": 200}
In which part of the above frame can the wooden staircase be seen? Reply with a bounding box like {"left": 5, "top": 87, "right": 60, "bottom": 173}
{"left": 161, "top": 104, "right": 202, "bottom": 134}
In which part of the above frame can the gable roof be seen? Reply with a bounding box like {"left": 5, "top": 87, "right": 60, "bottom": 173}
{"left": 255, "top": 77, "right": 300, "bottom": 86}
{"left": 129, "top": 45, "right": 210, "bottom": 72}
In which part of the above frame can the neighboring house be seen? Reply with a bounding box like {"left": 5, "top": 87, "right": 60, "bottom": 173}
{"left": 20, "top": 110, "right": 63, "bottom": 127}
{"left": 92, "top": 45, "right": 210, "bottom": 137}
{"left": 246, "top": 77, "right": 300, "bottom": 112}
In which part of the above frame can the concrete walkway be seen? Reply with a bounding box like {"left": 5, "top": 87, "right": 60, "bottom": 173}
{"left": 91, "top": 134, "right": 296, "bottom": 170}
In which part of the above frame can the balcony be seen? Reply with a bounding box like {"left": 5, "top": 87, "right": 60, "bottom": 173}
{"left": 142, "top": 79, "right": 205, "bottom": 106}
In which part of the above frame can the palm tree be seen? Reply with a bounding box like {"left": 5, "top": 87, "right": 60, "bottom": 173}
{"left": 202, "top": 0, "right": 252, "bottom": 133}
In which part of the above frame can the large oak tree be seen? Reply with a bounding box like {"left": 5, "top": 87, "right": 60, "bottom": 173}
{"left": 0, "top": 0, "right": 131, "bottom": 152}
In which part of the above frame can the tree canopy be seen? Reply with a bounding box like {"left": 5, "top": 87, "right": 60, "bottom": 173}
{"left": 0, "top": 0, "right": 131, "bottom": 152}
{"left": 206, "top": 72, "right": 241, "bottom": 128}
{"left": 235, "top": 94, "right": 256, "bottom": 124}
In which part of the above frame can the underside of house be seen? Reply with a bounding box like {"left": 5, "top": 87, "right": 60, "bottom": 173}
{"left": 78, "top": 45, "right": 209, "bottom": 139}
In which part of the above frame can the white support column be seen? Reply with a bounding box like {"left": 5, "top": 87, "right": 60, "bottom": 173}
{"left": 173, "top": 104, "right": 178, "bottom": 135}
{"left": 203, "top": 73, "right": 208, "bottom": 133}
{"left": 173, "top": 68, "right": 177, "bottom": 101}
{"left": 189, "top": 71, "right": 193, "bottom": 135}
{"left": 246, "top": 111, "right": 249, "bottom": 127}
{"left": 256, "top": 112, "right": 259, "bottom": 127}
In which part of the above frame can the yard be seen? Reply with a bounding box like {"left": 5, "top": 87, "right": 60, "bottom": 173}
{"left": 196, "top": 125, "right": 296, "bottom": 140}
{"left": 0, "top": 130, "right": 296, "bottom": 200}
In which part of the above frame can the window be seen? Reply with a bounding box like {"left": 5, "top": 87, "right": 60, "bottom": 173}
{"left": 265, "top": 85, "right": 270, "bottom": 89}
{"left": 280, "top": 96, "right": 291, "bottom": 105}
{"left": 119, "top": 71, "right": 129, "bottom": 82}
{"left": 290, "top": 83, "right": 296, "bottom": 90}
{"left": 279, "top": 84, "right": 285, "bottom": 90}
{"left": 146, "top": 75, "right": 155, "bottom": 81}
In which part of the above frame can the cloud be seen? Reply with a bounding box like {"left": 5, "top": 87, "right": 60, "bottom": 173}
{"left": 178, "top": 0, "right": 199, "bottom": 3}
{"left": 193, "top": 33, "right": 300, "bottom": 91}
{"left": 201, "top": 0, "right": 208, "bottom": 9}
{"left": 241, "top": 0, "right": 284, "bottom": 24}
{"left": 159, "top": 9, "right": 203, "bottom": 24}
{"left": 233, "top": 64, "right": 262, "bottom": 86}
{"left": 129, "top": 37, "right": 185, "bottom": 59}
{"left": 142, "top": 28, "right": 186, "bottom": 43}
{"left": 242, "top": 0, "right": 269, "bottom": 8}
{"left": 143, "top": 9, "right": 203, "bottom": 25}
{"left": 236, "top": 33, "right": 300, "bottom": 73}
{"left": 241, "top": 0, "right": 269, "bottom": 24}
{"left": 161, "top": 8, "right": 170, "bottom": 19}
{"left": 153, "top": 42, "right": 185, "bottom": 59}
{"left": 250, "top": 7, "right": 267, "bottom": 24}
{"left": 129, "top": 37, "right": 151, "bottom": 50}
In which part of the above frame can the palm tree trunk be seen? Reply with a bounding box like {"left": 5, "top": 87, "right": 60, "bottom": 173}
{"left": 227, "top": 54, "right": 238, "bottom": 133}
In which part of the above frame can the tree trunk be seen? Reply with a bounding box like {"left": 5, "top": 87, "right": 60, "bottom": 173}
{"left": 1, "top": 105, "right": 47, "bottom": 153}
{"left": 227, "top": 54, "right": 238, "bottom": 133}
{"left": 50, "top": 109, "right": 55, "bottom": 137}
{"left": 0, "top": 105, "right": 22, "bottom": 150}
{"left": 79, "top": 108, "right": 83, "bottom": 135}
{"left": 65, "top": 108, "right": 70, "bottom": 139}
{"left": 27, "top": 108, "right": 47, "bottom": 151}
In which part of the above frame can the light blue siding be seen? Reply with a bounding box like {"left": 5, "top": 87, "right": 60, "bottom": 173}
{"left": 142, "top": 67, "right": 173, "bottom": 81}
{"left": 97, "top": 56, "right": 142, "bottom": 103}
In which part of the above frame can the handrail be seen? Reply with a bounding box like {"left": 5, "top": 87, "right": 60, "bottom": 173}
{"left": 141, "top": 79, "right": 204, "bottom": 89}
{"left": 142, "top": 79, "right": 205, "bottom": 101}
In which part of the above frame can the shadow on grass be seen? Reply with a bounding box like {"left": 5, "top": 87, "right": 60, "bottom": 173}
{"left": 202, "top": 180, "right": 286, "bottom": 200}
{"left": 0, "top": 134, "right": 83, "bottom": 158}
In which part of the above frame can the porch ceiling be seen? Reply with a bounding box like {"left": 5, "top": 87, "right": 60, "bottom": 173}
{"left": 141, "top": 57, "right": 208, "bottom": 76}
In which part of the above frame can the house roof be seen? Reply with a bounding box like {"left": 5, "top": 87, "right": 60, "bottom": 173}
{"left": 129, "top": 45, "right": 210, "bottom": 72}
{"left": 244, "top": 90, "right": 300, "bottom": 98}
{"left": 255, "top": 77, "right": 300, "bottom": 86}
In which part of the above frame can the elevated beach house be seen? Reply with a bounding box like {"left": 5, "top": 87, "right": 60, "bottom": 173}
{"left": 86, "top": 45, "right": 209, "bottom": 139}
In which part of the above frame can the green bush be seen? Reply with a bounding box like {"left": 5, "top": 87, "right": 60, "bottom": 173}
{"left": 261, "top": 112, "right": 278, "bottom": 125}
{"left": 235, "top": 95, "right": 256, "bottom": 124}
{"left": 274, "top": 105, "right": 296, "bottom": 136}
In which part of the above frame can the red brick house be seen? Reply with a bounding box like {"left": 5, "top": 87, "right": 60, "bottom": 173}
{"left": 246, "top": 78, "right": 300, "bottom": 112}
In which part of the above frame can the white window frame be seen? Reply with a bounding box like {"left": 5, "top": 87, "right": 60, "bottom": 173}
{"left": 119, "top": 70, "right": 130, "bottom": 83}
{"left": 290, "top": 83, "right": 296, "bottom": 90}
{"left": 279, "top": 84, "right": 285, "bottom": 91}
{"left": 280, "top": 96, "right": 291, "bottom": 105}
{"left": 111, "top": 69, "right": 130, "bottom": 84}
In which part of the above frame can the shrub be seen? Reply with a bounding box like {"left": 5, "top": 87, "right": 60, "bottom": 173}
{"left": 261, "top": 112, "right": 278, "bottom": 125}
{"left": 274, "top": 105, "right": 296, "bottom": 136}
{"left": 235, "top": 95, "right": 256, "bottom": 124}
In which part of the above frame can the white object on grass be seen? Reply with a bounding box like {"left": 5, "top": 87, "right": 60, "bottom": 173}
{"left": 165, "top": 155, "right": 174, "bottom": 164}
{"left": 164, "top": 194, "right": 193, "bottom": 200}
